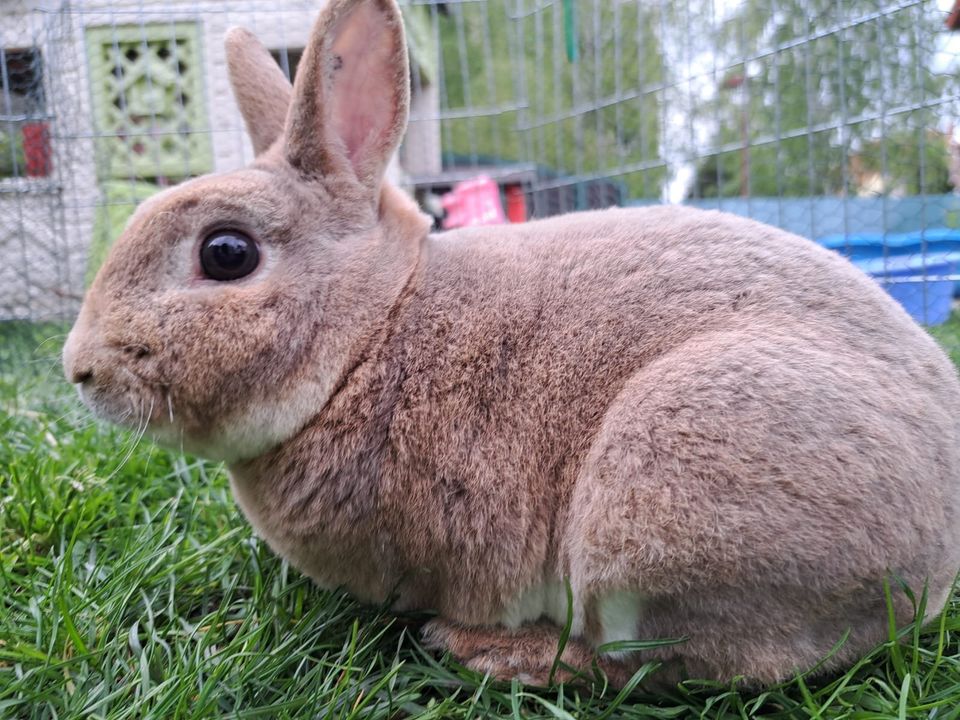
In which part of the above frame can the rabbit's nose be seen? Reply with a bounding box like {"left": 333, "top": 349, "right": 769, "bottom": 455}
{"left": 63, "top": 324, "right": 95, "bottom": 385}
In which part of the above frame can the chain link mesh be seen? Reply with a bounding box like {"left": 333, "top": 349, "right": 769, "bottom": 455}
{"left": 1, "top": 0, "right": 959, "bottom": 347}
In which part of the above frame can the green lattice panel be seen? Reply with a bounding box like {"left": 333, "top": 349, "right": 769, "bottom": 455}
{"left": 86, "top": 23, "right": 212, "bottom": 180}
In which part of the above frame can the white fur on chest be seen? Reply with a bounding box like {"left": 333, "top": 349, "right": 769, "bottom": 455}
{"left": 499, "top": 581, "right": 645, "bottom": 654}
{"left": 595, "top": 590, "right": 646, "bottom": 658}
{"left": 499, "top": 579, "right": 579, "bottom": 631}
{"left": 201, "top": 377, "right": 329, "bottom": 463}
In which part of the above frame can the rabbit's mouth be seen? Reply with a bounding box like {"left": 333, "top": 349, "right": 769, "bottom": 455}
{"left": 74, "top": 371, "right": 217, "bottom": 459}
{"left": 73, "top": 364, "right": 220, "bottom": 456}
{"left": 75, "top": 363, "right": 328, "bottom": 465}
{"left": 74, "top": 367, "right": 179, "bottom": 439}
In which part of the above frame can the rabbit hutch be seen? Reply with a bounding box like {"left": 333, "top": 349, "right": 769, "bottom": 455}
{"left": 1, "top": 0, "right": 960, "bottom": 340}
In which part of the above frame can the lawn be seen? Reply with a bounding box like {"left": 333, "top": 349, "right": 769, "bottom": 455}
{"left": 929, "top": 311, "right": 960, "bottom": 369}
{"left": 3, "top": 319, "right": 960, "bottom": 719}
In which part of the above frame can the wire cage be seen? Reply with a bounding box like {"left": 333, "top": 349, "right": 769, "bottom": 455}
{"left": 1, "top": 0, "right": 959, "bottom": 341}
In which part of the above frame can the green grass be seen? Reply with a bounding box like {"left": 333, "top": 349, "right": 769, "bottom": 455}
{"left": 929, "top": 310, "right": 960, "bottom": 368}
{"left": 3, "top": 319, "right": 960, "bottom": 719}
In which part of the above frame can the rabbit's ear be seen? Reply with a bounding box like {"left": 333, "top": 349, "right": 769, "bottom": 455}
{"left": 283, "top": 0, "right": 409, "bottom": 197}
{"left": 225, "top": 27, "right": 293, "bottom": 156}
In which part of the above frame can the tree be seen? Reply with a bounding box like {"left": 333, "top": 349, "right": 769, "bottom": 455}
{"left": 689, "top": 0, "right": 952, "bottom": 198}
{"left": 432, "top": 0, "right": 667, "bottom": 200}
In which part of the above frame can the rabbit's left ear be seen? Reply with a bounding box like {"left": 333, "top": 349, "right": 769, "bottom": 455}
{"left": 283, "top": 0, "right": 409, "bottom": 198}
{"left": 225, "top": 27, "right": 293, "bottom": 156}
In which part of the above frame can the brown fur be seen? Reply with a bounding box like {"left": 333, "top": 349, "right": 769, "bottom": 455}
{"left": 225, "top": 27, "right": 293, "bottom": 155}
{"left": 421, "top": 619, "right": 638, "bottom": 688}
{"left": 64, "top": 0, "right": 960, "bottom": 689}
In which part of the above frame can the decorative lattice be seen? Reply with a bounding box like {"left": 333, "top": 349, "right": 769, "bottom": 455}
{"left": 85, "top": 23, "right": 211, "bottom": 180}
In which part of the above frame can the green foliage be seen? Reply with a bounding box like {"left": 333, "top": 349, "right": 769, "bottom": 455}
{"left": 3, "top": 318, "right": 960, "bottom": 717}
{"left": 435, "top": 1, "right": 666, "bottom": 199}
{"left": 0, "top": 128, "right": 25, "bottom": 178}
{"left": 929, "top": 310, "right": 960, "bottom": 367}
{"left": 690, "top": 1, "right": 951, "bottom": 198}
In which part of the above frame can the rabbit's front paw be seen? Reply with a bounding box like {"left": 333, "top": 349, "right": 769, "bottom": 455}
{"left": 421, "top": 618, "right": 622, "bottom": 687}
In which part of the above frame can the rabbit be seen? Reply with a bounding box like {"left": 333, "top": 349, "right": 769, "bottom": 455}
{"left": 62, "top": 0, "right": 960, "bottom": 689}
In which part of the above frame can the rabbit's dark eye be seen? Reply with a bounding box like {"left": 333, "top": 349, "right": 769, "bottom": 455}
{"left": 200, "top": 231, "right": 260, "bottom": 281}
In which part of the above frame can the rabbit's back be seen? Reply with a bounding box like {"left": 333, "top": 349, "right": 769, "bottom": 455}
{"left": 427, "top": 204, "right": 959, "bottom": 418}
{"left": 434, "top": 204, "right": 954, "bottom": 394}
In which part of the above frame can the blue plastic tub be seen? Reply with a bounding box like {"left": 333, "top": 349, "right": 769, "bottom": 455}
{"left": 817, "top": 228, "right": 960, "bottom": 297}
{"left": 850, "top": 253, "right": 956, "bottom": 326}
{"left": 818, "top": 228, "right": 960, "bottom": 260}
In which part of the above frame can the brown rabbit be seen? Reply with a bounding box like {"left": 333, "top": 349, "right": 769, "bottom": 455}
{"left": 63, "top": 0, "right": 960, "bottom": 688}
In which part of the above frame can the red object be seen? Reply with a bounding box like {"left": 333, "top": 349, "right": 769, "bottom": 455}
{"left": 22, "top": 122, "right": 52, "bottom": 177}
{"left": 441, "top": 176, "right": 507, "bottom": 229}
{"left": 721, "top": 73, "right": 745, "bottom": 90}
{"left": 504, "top": 184, "right": 527, "bottom": 223}
{"left": 949, "top": 0, "right": 960, "bottom": 30}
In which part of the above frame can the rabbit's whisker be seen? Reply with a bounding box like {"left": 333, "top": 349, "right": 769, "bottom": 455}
{"left": 35, "top": 333, "right": 69, "bottom": 351}
{"left": 106, "top": 396, "right": 154, "bottom": 481}
{"left": 166, "top": 391, "right": 176, "bottom": 425}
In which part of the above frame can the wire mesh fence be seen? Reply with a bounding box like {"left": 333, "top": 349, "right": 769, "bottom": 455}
{"left": 1, "top": 0, "right": 959, "bottom": 344}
